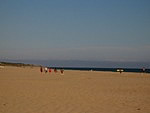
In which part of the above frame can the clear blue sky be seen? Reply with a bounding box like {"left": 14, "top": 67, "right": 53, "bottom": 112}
{"left": 0, "top": 0, "right": 150, "bottom": 66}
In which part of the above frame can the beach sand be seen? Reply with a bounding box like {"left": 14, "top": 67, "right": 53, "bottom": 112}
{"left": 0, "top": 66, "right": 150, "bottom": 113}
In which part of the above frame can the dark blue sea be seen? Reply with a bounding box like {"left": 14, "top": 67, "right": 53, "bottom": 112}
{"left": 50, "top": 67, "right": 150, "bottom": 73}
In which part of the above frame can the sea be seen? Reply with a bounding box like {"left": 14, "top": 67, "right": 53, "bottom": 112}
{"left": 50, "top": 67, "right": 150, "bottom": 73}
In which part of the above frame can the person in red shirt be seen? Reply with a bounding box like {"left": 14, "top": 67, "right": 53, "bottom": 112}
{"left": 49, "top": 68, "right": 52, "bottom": 73}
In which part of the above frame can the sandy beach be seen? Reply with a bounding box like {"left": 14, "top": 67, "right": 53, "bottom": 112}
{"left": 0, "top": 66, "right": 150, "bottom": 113}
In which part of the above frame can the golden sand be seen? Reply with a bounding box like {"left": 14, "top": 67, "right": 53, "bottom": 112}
{"left": 0, "top": 66, "right": 150, "bottom": 113}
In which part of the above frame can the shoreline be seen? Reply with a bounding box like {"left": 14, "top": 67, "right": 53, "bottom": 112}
{"left": 1, "top": 65, "right": 150, "bottom": 74}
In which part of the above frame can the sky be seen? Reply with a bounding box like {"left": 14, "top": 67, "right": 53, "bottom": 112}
{"left": 0, "top": 0, "right": 150, "bottom": 67}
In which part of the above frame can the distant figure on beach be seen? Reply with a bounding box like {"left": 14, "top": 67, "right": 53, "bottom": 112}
{"left": 60, "top": 69, "right": 64, "bottom": 75}
{"left": 49, "top": 68, "right": 52, "bottom": 73}
{"left": 40, "top": 67, "right": 43, "bottom": 73}
{"left": 54, "top": 68, "right": 57, "bottom": 73}
{"left": 44, "top": 67, "right": 48, "bottom": 73}
{"left": 142, "top": 67, "right": 146, "bottom": 73}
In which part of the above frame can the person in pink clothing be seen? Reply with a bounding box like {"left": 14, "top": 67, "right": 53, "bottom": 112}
{"left": 54, "top": 68, "right": 57, "bottom": 73}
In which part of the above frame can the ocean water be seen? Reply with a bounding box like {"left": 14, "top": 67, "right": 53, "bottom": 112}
{"left": 49, "top": 67, "right": 150, "bottom": 73}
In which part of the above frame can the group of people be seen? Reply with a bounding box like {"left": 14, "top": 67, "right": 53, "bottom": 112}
{"left": 40, "top": 67, "right": 64, "bottom": 75}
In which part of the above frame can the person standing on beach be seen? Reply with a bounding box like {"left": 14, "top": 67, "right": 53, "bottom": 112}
{"left": 142, "top": 67, "right": 146, "bottom": 73}
{"left": 49, "top": 68, "right": 52, "bottom": 73}
{"left": 54, "top": 68, "right": 57, "bottom": 73}
{"left": 44, "top": 67, "right": 48, "bottom": 73}
{"left": 60, "top": 69, "right": 64, "bottom": 75}
{"left": 40, "top": 67, "right": 43, "bottom": 73}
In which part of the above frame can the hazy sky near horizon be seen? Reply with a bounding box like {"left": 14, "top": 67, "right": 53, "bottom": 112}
{"left": 0, "top": 0, "right": 150, "bottom": 62}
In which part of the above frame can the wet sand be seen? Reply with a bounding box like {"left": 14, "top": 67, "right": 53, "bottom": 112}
{"left": 0, "top": 66, "right": 150, "bottom": 113}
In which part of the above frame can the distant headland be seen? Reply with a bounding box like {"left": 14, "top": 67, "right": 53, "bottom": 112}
{"left": 0, "top": 61, "right": 39, "bottom": 67}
